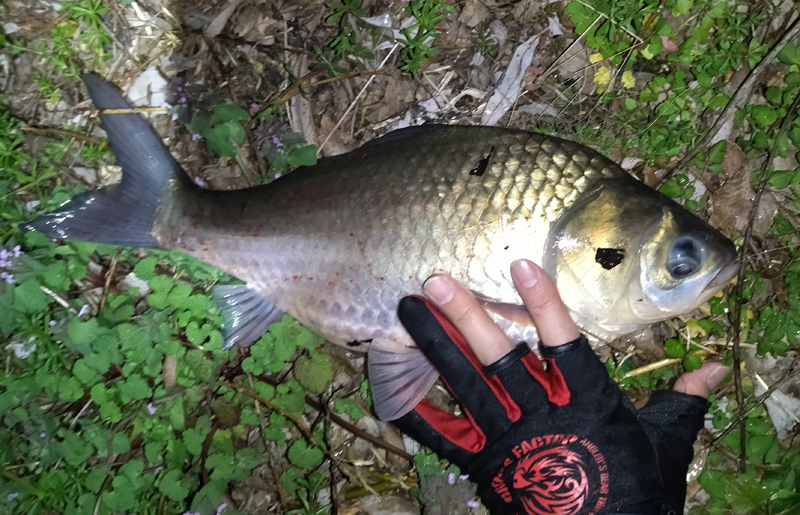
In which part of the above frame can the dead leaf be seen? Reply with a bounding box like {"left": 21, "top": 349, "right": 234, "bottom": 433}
{"left": 458, "top": 0, "right": 490, "bottom": 28}
{"left": 162, "top": 354, "right": 177, "bottom": 388}
{"left": 709, "top": 142, "right": 779, "bottom": 239}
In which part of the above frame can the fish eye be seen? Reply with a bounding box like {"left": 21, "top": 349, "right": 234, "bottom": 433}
{"left": 668, "top": 237, "right": 703, "bottom": 279}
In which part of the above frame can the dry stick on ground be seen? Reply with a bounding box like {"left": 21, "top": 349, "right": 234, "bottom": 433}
{"left": 99, "top": 248, "right": 122, "bottom": 311}
{"left": 256, "top": 373, "right": 414, "bottom": 461}
{"left": 19, "top": 126, "right": 107, "bottom": 147}
{"left": 659, "top": 14, "right": 800, "bottom": 187}
{"left": 711, "top": 356, "right": 799, "bottom": 447}
{"left": 728, "top": 88, "right": 800, "bottom": 472}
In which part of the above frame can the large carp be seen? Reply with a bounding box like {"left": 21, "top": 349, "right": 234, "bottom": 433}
{"left": 26, "top": 74, "right": 737, "bottom": 420}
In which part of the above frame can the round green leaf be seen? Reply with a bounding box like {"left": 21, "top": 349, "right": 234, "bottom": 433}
{"left": 664, "top": 338, "right": 686, "bottom": 359}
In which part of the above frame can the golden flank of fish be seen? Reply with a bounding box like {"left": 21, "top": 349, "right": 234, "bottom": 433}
{"left": 26, "top": 75, "right": 738, "bottom": 420}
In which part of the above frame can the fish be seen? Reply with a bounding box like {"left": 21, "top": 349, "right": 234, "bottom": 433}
{"left": 25, "top": 74, "right": 738, "bottom": 421}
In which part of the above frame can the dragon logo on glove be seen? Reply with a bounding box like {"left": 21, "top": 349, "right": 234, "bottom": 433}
{"left": 513, "top": 447, "right": 589, "bottom": 515}
{"left": 491, "top": 434, "right": 608, "bottom": 515}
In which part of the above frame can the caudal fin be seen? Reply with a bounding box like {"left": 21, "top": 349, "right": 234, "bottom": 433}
{"left": 23, "top": 73, "right": 191, "bottom": 247}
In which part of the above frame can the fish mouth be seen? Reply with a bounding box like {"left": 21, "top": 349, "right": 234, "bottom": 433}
{"left": 705, "top": 259, "right": 739, "bottom": 293}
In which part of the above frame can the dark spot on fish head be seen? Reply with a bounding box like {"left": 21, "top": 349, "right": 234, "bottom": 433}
{"left": 469, "top": 146, "right": 495, "bottom": 176}
{"left": 504, "top": 246, "right": 509, "bottom": 250}
{"left": 595, "top": 248, "right": 626, "bottom": 270}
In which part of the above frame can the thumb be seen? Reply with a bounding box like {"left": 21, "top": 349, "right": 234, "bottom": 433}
{"left": 672, "top": 361, "right": 730, "bottom": 399}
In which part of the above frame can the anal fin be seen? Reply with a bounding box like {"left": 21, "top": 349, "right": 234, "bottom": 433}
{"left": 368, "top": 341, "right": 440, "bottom": 421}
{"left": 212, "top": 285, "right": 284, "bottom": 350}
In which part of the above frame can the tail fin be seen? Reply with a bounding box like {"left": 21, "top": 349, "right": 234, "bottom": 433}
{"left": 23, "top": 73, "right": 191, "bottom": 247}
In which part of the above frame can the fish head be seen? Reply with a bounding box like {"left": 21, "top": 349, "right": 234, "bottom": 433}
{"left": 544, "top": 178, "right": 737, "bottom": 340}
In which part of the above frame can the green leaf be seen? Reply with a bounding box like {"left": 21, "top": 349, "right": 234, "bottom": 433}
{"left": 132, "top": 256, "right": 158, "bottom": 280}
{"left": 664, "top": 338, "right": 686, "bottom": 359}
{"left": 624, "top": 97, "right": 636, "bottom": 110}
{"left": 69, "top": 318, "right": 99, "bottom": 346}
{"left": 118, "top": 374, "right": 152, "bottom": 401}
{"left": 751, "top": 105, "right": 778, "bottom": 127}
{"left": 672, "top": 0, "right": 692, "bottom": 16}
{"left": 61, "top": 430, "right": 93, "bottom": 466}
{"left": 211, "top": 101, "right": 249, "bottom": 124}
{"left": 112, "top": 432, "right": 131, "bottom": 454}
{"left": 770, "top": 169, "right": 800, "bottom": 189}
{"left": 659, "top": 179, "right": 683, "bottom": 198}
{"left": 287, "top": 145, "right": 318, "bottom": 167}
{"left": 158, "top": 469, "right": 189, "bottom": 502}
{"left": 708, "top": 140, "right": 727, "bottom": 164}
{"left": 683, "top": 354, "right": 702, "bottom": 371}
{"left": 85, "top": 467, "right": 109, "bottom": 493}
{"left": 334, "top": 398, "right": 364, "bottom": 419}
{"left": 706, "top": 93, "right": 729, "bottom": 109}
{"left": 58, "top": 376, "right": 84, "bottom": 402}
{"left": 778, "top": 43, "right": 800, "bottom": 65}
{"left": 785, "top": 72, "right": 800, "bottom": 86}
{"left": 15, "top": 279, "right": 51, "bottom": 313}
{"left": 294, "top": 352, "right": 333, "bottom": 394}
{"left": 771, "top": 493, "right": 800, "bottom": 515}
{"left": 287, "top": 439, "right": 324, "bottom": 469}
{"left": 766, "top": 87, "right": 784, "bottom": 106}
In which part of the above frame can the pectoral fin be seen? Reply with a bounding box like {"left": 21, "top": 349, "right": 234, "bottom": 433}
{"left": 471, "top": 291, "right": 535, "bottom": 327}
{"left": 368, "top": 341, "right": 439, "bottom": 421}
{"left": 212, "top": 285, "right": 284, "bottom": 350}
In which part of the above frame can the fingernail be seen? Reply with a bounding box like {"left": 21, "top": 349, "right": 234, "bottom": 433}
{"left": 511, "top": 259, "right": 539, "bottom": 288}
{"left": 705, "top": 365, "right": 730, "bottom": 390}
{"left": 423, "top": 275, "right": 454, "bottom": 304}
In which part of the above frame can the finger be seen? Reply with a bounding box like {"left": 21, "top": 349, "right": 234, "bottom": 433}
{"left": 510, "top": 260, "right": 579, "bottom": 347}
{"left": 672, "top": 362, "right": 730, "bottom": 399}
{"left": 423, "top": 274, "right": 515, "bottom": 365}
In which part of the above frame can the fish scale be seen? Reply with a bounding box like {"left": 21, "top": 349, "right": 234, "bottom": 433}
{"left": 27, "top": 74, "right": 737, "bottom": 421}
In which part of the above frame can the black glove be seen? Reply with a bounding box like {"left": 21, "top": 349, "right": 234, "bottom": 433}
{"left": 392, "top": 296, "right": 710, "bottom": 515}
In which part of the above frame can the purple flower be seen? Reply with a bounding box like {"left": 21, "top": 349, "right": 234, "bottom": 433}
{"left": 40, "top": 432, "right": 46, "bottom": 438}
{"left": 12, "top": 246, "right": 21, "bottom": 258}
{"left": 176, "top": 86, "right": 183, "bottom": 92}
{"left": 193, "top": 176, "right": 207, "bottom": 188}
{"left": 271, "top": 135, "right": 283, "bottom": 150}
{"left": 78, "top": 304, "right": 89, "bottom": 317}
{"left": 161, "top": 101, "right": 173, "bottom": 109}
{"left": 460, "top": 474, "right": 469, "bottom": 480}
{"left": 1, "top": 272, "right": 15, "bottom": 284}
{"left": 192, "top": 133, "right": 202, "bottom": 141}
{"left": 448, "top": 473, "right": 455, "bottom": 485}
{"left": 7, "top": 493, "right": 19, "bottom": 501}
{"left": 171, "top": 113, "right": 179, "bottom": 121}
{"left": 147, "top": 403, "right": 157, "bottom": 415}
{"left": 215, "top": 504, "right": 227, "bottom": 514}
{"left": 179, "top": 97, "right": 187, "bottom": 104}
{"left": 49, "top": 320, "right": 56, "bottom": 326}
{"left": 467, "top": 500, "right": 479, "bottom": 509}
{"left": 273, "top": 173, "right": 282, "bottom": 180}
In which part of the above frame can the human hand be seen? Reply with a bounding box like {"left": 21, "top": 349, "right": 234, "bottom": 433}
{"left": 392, "top": 259, "right": 729, "bottom": 515}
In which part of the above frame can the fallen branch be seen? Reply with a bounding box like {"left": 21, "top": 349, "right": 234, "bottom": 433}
{"left": 727, "top": 85, "right": 800, "bottom": 472}
{"left": 256, "top": 373, "right": 413, "bottom": 461}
